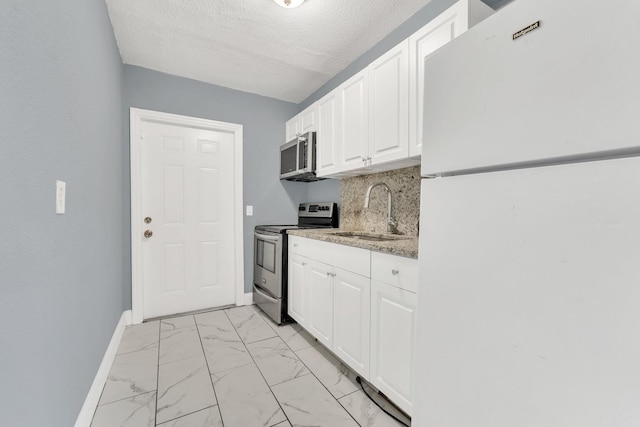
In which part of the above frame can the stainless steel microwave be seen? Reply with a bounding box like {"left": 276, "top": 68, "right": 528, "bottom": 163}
{"left": 279, "top": 132, "right": 324, "bottom": 182}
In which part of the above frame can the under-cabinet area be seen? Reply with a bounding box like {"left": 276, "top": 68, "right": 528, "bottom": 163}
{"left": 287, "top": 234, "right": 418, "bottom": 416}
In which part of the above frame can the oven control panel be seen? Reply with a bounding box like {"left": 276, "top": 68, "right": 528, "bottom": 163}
{"left": 298, "top": 202, "right": 335, "bottom": 217}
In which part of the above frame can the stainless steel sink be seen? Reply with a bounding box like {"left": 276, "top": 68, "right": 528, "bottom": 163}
{"left": 330, "top": 231, "right": 407, "bottom": 242}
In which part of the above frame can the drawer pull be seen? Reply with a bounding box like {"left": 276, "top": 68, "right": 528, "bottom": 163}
{"left": 293, "top": 244, "right": 298, "bottom": 247}
{"left": 302, "top": 262, "right": 307, "bottom": 266}
{"left": 392, "top": 269, "right": 400, "bottom": 275}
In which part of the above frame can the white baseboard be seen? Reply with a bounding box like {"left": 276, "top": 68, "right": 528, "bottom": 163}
{"left": 244, "top": 292, "right": 253, "bottom": 306}
{"left": 75, "top": 310, "right": 132, "bottom": 427}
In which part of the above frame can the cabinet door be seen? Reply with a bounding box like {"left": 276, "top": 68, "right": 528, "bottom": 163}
{"left": 409, "top": 1, "right": 468, "bottom": 157}
{"left": 368, "top": 40, "right": 409, "bottom": 166}
{"left": 306, "top": 259, "right": 334, "bottom": 348}
{"left": 285, "top": 114, "right": 300, "bottom": 142}
{"left": 333, "top": 268, "right": 370, "bottom": 377}
{"left": 300, "top": 106, "right": 317, "bottom": 134}
{"left": 288, "top": 253, "right": 308, "bottom": 326}
{"left": 339, "top": 69, "right": 369, "bottom": 172}
{"left": 371, "top": 280, "right": 417, "bottom": 416}
{"left": 316, "top": 89, "right": 342, "bottom": 177}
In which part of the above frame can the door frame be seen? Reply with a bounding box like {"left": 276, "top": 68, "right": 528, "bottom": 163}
{"left": 130, "top": 108, "right": 244, "bottom": 324}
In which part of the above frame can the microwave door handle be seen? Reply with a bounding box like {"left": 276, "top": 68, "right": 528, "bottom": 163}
{"left": 254, "top": 231, "right": 281, "bottom": 242}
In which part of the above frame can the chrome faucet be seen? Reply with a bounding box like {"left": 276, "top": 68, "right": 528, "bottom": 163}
{"left": 364, "top": 182, "right": 396, "bottom": 233}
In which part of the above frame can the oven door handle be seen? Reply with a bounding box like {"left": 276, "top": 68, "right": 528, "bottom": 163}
{"left": 253, "top": 284, "right": 279, "bottom": 304}
{"left": 254, "top": 231, "right": 282, "bottom": 242}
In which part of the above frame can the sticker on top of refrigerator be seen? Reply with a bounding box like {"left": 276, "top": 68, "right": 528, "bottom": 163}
{"left": 513, "top": 21, "right": 541, "bottom": 40}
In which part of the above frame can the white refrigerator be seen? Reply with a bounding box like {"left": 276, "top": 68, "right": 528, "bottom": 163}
{"left": 415, "top": 0, "right": 640, "bottom": 426}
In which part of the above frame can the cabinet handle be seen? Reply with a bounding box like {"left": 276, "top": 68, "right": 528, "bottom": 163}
{"left": 293, "top": 243, "right": 298, "bottom": 247}
{"left": 392, "top": 269, "right": 399, "bottom": 275}
{"left": 302, "top": 262, "right": 306, "bottom": 266}
{"left": 326, "top": 272, "right": 331, "bottom": 277}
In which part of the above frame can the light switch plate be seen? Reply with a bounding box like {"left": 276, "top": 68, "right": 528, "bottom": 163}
{"left": 246, "top": 205, "right": 253, "bottom": 216}
{"left": 56, "top": 180, "right": 66, "bottom": 214}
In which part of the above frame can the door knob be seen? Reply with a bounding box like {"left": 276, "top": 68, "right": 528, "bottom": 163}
{"left": 144, "top": 230, "right": 153, "bottom": 238}
{"left": 144, "top": 217, "right": 152, "bottom": 224}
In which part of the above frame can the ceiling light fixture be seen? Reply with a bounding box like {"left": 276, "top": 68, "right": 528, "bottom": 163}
{"left": 273, "top": 0, "right": 305, "bottom": 8}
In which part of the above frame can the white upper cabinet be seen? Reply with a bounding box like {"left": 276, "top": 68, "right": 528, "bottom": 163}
{"left": 339, "top": 69, "right": 369, "bottom": 172}
{"left": 300, "top": 107, "right": 316, "bottom": 134}
{"left": 285, "top": 104, "right": 317, "bottom": 142}
{"left": 338, "top": 41, "right": 409, "bottom": 172}
{"left": 285, "top": 118, "right": 299, "bottom": 142}
{"left": 369, "top": 40, "right": 410, "bottom": 166}
{"left": 316, "top": 88, "right": 342, "bottom": 177}
{"left": 409, "top": 0, "right": 494, "bottom": 158}
{"left": 287, "top": 0, "right": 493, "bottom": 176}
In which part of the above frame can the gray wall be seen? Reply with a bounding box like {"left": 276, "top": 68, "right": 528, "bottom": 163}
{"left": 307, "top": 179, "right": 341, "bottom": 204}
{"left": 0, "top": 0, "right": 124, "bottom": 426}
{"left": 121, "top": 65, "right": 305, "bottom": 301}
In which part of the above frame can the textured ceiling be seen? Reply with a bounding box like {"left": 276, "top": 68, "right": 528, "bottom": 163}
{"left": 106, "top": 0, "right": 505, "bottom": 103}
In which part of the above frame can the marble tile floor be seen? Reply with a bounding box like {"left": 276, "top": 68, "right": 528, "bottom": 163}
{"left": 92, "top": 305, "right": 410, "bottom": 427}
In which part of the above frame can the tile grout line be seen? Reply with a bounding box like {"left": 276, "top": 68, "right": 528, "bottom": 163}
{"left": 95, "top": 389, "right": 157, "bottom": 408}
{"left": 156, "top": 405, "right": 218, "bottom": 427}
{"left": 91, "top": 324, "right": 161, "bottom": 425}
{"left": 193, "top": 314, "right": 226, "bottom": 427}
{"left": 223, "top": 308, "right": 293, "bottom": 427}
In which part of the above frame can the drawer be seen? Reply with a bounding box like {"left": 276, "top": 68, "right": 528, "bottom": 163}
{"left": 288, "top": 235, "right": 307, "bottom": 256}
{"left": 371, "top": 252, "right": 418, "bottom": 293}
{"left": 306, "top": 238, "right": 370, "bottom": 277}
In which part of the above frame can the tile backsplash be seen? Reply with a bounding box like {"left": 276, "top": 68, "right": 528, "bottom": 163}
{"left": 340, "top": 166, "right": 421, "bottom": 236}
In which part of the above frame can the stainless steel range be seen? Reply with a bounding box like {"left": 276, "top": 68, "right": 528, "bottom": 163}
{"left": 253, "top": 202, "right": 338, "bottom": 324}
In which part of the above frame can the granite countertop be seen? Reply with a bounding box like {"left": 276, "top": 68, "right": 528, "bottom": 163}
{"left": 287, "top": 228, "right": 418, "bottom": 259}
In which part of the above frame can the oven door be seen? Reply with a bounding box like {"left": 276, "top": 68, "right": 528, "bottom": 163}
{"left": 253, "top": 230, "right": 283, "bottom": 298}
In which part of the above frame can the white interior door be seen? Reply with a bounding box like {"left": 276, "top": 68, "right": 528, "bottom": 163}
{"left": 139, "top": 118, "right": 236, "bottom": 320}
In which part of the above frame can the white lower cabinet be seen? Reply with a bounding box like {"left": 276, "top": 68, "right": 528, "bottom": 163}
{"left": 287, "top": 253, "right": 308, "bottom": 325}
{"left": 306, "top": 259, "right": 334, "bottom": 348}
{"left": 370, "top": 280, "right": 417, "bottom": 416}
{"left": 333, "top": 267, "right": 370, "bottom": 377}
{"left": 287, "top": 236, "right": 417, "bottom": 415}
